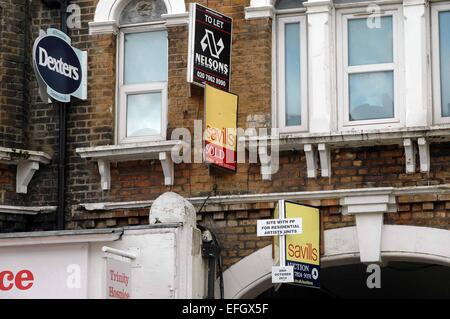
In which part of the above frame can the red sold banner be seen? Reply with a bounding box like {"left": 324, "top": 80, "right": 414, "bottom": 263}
{"left": 204, "top": 83, "right": 238, "bottom": 171}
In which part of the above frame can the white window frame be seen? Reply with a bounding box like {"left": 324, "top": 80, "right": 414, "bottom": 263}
{"left": 116, "top": 23, "right": 168, "bottom": 144}
{"left": 432, "top": 2, "right": 450, "bottom": 124}
{"left": 275, "top": 14, "right": 308, "bottom": 134}
{"left": 337, "top": 6, "right": 404, "bottom": 130}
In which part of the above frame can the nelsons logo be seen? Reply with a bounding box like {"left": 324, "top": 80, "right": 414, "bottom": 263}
{"left": 33, "top": 28, "right": 87, "bottom": 103}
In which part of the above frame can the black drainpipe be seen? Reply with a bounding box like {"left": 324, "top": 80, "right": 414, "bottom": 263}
{"left": 56, "top": 0, "right": 68, "bottom": 230}
{"left": 41, "top": 0, "right": 69, "bottom": 230}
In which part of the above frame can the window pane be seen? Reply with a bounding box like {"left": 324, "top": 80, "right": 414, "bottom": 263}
{"left": 348, "top": 16, "right": 393, "bottom": 66}
{"left": 285, "top": 22, "right": 301, "bottom": 126}
{"left": 439, "top": 11, "right": 450, "bottom": 117}
{"left": 126, "top": 92, "right": 162, "bottom": 137}
{"left": 349, "top": 71, "right": 394, "bottom": 121}
{"left": 124, "top": 31, "right": 167, "bottom": 84}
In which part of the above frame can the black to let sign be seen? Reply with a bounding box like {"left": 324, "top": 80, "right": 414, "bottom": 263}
{"left": 187, "top": 3, "right": 232, "bottom": 91}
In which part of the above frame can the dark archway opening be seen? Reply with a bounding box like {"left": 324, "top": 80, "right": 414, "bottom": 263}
{"left": 257, "top": 262, "right": 450, "bottom": 299}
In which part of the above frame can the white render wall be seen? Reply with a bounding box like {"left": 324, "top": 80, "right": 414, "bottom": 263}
{"left": 0, "top": 224, "right": 206, "bottom": 299}
{"left": 87, "top": 225, "right": 206, "bottom": 299}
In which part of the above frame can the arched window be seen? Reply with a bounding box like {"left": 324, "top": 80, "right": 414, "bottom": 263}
{"left": 117, "top": 0, "right": 168, "bottom": 144}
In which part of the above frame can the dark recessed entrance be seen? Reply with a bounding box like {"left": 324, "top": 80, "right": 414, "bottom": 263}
{"left": 257, "top": 262, "right": 450, "bottom": 299}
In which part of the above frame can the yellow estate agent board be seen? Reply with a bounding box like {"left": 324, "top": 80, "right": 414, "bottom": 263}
{"left": 204, "top": 83, "right": 238, "bottom": 171}
{"left": 281, "top": 200, "right": 321, "bottom": 288}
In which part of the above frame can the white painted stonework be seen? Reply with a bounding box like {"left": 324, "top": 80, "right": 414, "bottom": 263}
{"left": 0, "top": 147, "right": 51, "bottom": 194}
{"left": 76, "top": 140, "right": 187, "bottom": 189}
{"left": 340, "top": 192, "right": 396, "bottom": 263}
{"left": 305, "top": 0, "right": 334, "bottom": 134}
{"left": 90, "top": 0, "right": 188, "bottom": 34}
{"left": 403, "top": 0, "right": 429, "bottom": 127}
{"left": 149, "top": 192, "right": 196, "bottom": 226}
{"left": 245, "top": 0, "right": 276, "bottom": 20}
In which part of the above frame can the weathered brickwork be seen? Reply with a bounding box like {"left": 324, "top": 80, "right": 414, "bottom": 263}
{"left": 0, "top": 0, "right": 28, "bottom": 149}
{"left": 0, "top": 0, "right": 448, "bottom": 269}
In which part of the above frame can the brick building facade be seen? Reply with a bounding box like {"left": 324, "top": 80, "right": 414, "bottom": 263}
{"left": 0, "top": 0, "right": 449, "bottom": 298}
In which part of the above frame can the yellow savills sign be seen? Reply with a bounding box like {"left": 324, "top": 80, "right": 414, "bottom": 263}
{"left": 278, "top": 200, "right": 321, "bottom": 288}
{"left": 285, "top": 202, "right": 320, "bottom": 266}
{"left": 204, "top": 83, "right": 238, "bottom": 171}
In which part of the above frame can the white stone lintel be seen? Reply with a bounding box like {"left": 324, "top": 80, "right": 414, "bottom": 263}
{"left": 162, "top": 12, "right": 190, "bottom": 27}
{"left": 403, "top": 0, "right": 427, "bottom": 7}
{"left": 304, "top": 0, "right": 334, "bottom": 13}
{"left": 245, "top": 5, "right": 275, "bottom": 20}
{"left": 88, "top": 21, "right": 118, "bottom": 35}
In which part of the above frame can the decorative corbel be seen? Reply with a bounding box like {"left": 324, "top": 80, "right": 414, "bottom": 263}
{"left": 16, "top": 161, "right": 39, "bottom": 194}
{"left": 304, "top": 144, "right": 317, "bottom": 178}
{"left": 417, "top": 137, "right": 430, "bottom": 173}
{"left": 159, "top": 151, "right": 174, "bottom": 186}
{"left": 403, "top": 138, "right": 416, "bottom": 173}
{"left": 318, "top": 143, "right": 331, "bottom": 177}
{"left": 97, "top": 159, "right": 111, "bottom": 190}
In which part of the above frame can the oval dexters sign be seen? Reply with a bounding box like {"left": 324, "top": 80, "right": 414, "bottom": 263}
{"left": 35, "top": 35, "right": 82, "bottom": 95}
{"left": 32, "top": 28, "right": 87, "bottom": 103}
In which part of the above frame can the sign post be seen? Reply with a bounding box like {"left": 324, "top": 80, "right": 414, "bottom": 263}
{"left": 187, "top": 3, "right": 232, "bottom": 91}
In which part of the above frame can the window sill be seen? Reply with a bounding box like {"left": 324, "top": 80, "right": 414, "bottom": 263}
{"left": 248, "top": 125, "right": 450, "bottom": 180}
{"left": 76, "top": 140, "right": 187, "bottom": 190}
{"left": 273, "top": 124, "right": 450, "bottom": 148}
{"left": 0, "top": 205, "right": 56, "bottom": 215}
{"left": 0, "top": 147, "right": 52, "bottom": 194}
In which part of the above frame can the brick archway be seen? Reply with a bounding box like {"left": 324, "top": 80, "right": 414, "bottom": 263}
{"left": 218, "top": 225, "right": 450, "bottom": 299}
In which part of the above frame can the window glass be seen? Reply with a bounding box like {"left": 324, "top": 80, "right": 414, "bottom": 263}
{"left": 439, "top": 11, "right": 450, "bottom": 117}
{"left": 349, "top": 71, "right": 394, "bottom": 121}
{"left": 124, "top": 31, "right": 168, "bottom": 84}
{"left": 126, "top": 92, "right": 162, "bottom": 137}
{"left": 285, "top": 23, "right": 302, "bottom": 126}
{"left": 348, "top": 16, "right": 393, "bottom": 66}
